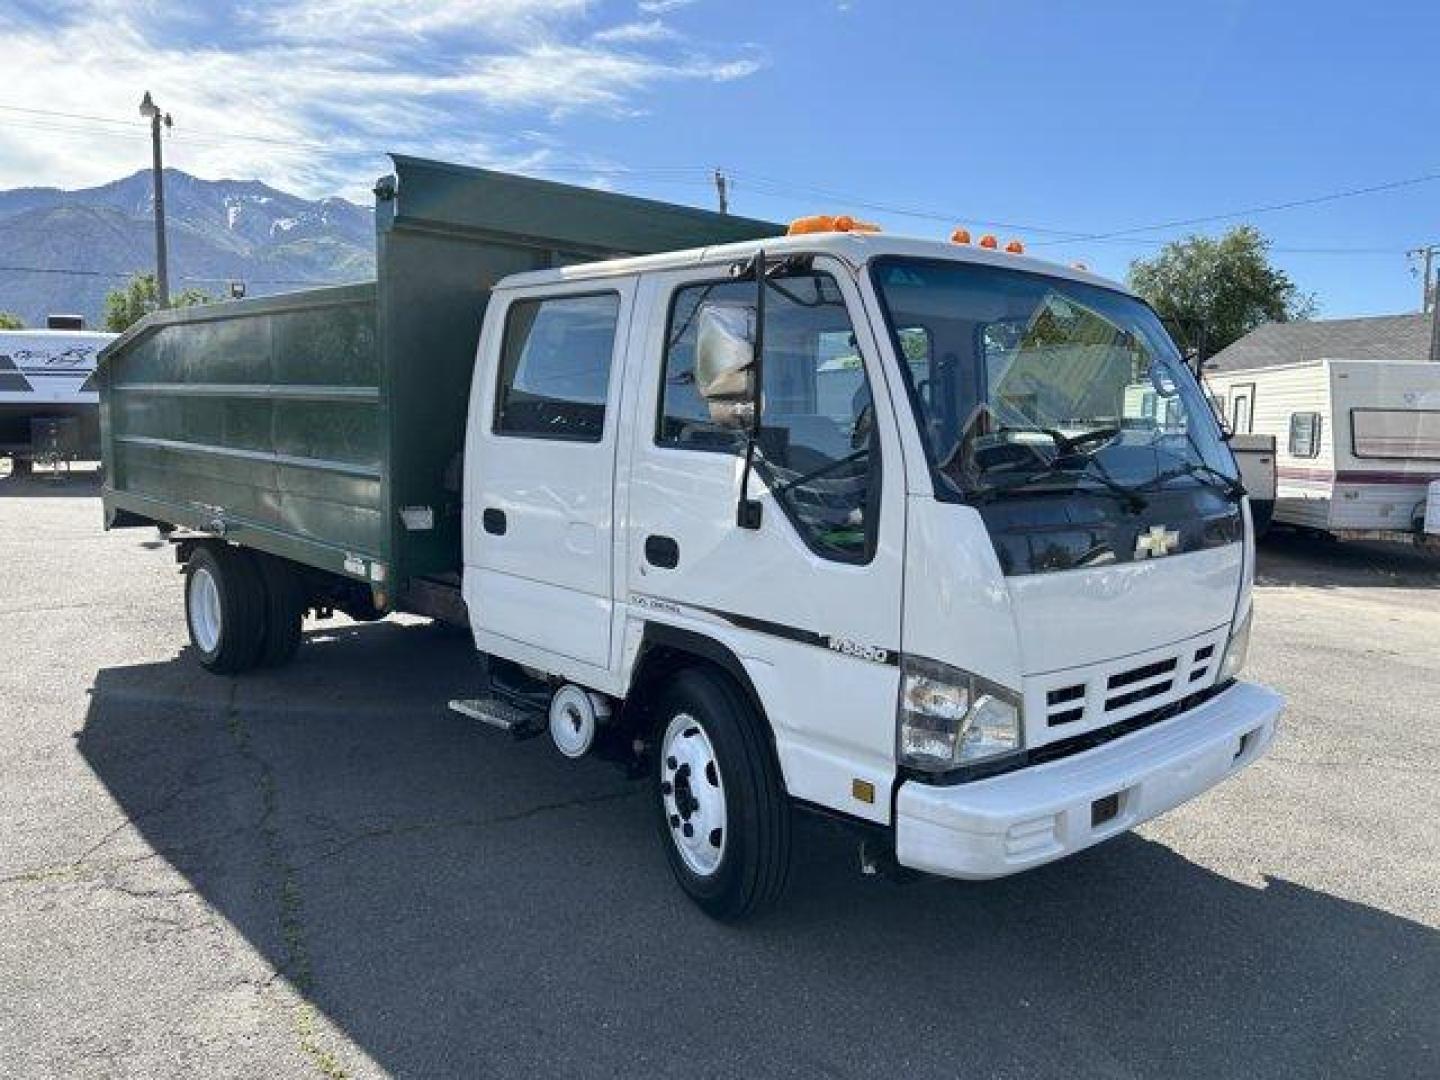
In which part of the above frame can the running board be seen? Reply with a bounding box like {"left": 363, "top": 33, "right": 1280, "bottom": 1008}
{"left": 449, "top": 696, "right": 545, "bottom": 739}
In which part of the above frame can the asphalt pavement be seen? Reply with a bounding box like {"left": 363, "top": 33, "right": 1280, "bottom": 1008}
{"left": 2, "top": 469, "right": 1436, "bottom": 1078}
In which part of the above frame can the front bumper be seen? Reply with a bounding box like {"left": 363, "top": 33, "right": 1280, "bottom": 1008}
{"left": 895, "top": 680, "right": 1283, "bottom": 879}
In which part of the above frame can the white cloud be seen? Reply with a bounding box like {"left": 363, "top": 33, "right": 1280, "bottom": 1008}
{"left": 592, "top": 19, "right": 677, "bottom": 44}
{"left": 461, "top": 43, "right": 758, "bottom": 117}
{"left": 0, "top": 0, "right": 758, "bottom": 199}
{"left": 638, "top": 0, "right": 698, "bottom": 13}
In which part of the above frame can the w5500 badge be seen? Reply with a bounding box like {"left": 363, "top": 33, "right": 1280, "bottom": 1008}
{"left": 825, "top": 636, "right": 890, "bottom": 665}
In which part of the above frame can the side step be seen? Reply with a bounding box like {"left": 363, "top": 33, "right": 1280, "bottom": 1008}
{"left": 449, "top": 696, "right": 545, "bottom": 739}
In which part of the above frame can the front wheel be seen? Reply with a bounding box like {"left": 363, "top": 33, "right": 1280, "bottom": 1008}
{"left": 654, "top": 667, "right": 791, "bottom": 919}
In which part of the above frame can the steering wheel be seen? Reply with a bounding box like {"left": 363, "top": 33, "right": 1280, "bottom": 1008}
{"left": 771, "top": 446, "right": 870, "bottom": 497}
{"left": 1055, "top": 426, "right": 1120, "bottom": 455}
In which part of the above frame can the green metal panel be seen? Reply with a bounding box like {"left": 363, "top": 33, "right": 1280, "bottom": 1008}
{"left": 101, "top": 285, "right": 384, "bottom": 579}
{"left": 100, "top": 155, "right": 781, "bottom": 602}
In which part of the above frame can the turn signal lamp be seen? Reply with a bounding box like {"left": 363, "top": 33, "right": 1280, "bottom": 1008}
{"left": 786, "top": 214, "right": 881, "bottom": 235}
{"left": 950, "top": 228, "right": 971, "bottom": 244}
{"left": 1005, "top": 240, "right": 1025, "bottom": 254}
{"left": 978, "top": 234, "right": 998, "bottom": 249}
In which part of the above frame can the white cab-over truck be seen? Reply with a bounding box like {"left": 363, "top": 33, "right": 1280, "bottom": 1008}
{"left": 101, "top": 162, "right": 1283, "bottom": 918}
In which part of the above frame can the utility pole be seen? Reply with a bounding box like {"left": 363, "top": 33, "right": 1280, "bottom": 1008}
{"left": 1410, "top": 244, "right": 1440, "bottom": 364}
{"left": 714, "top": 168, "right": 729, "bottom": 215}
{"left": 139, "top": 92, "right": 173, "bottom": 307}
{"left": 1408, "top": 243, "right": 1438, "bottom": 313}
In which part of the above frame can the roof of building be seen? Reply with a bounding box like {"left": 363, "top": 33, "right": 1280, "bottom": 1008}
{"left": 1207, "top": 312, "right": 1433, "bottom": 372}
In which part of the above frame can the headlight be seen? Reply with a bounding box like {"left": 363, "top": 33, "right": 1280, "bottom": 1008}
{"left": 898, "top": 656, "right": 1023, "bottom": 772}
{"left": 1218, "top": 606, "right": 1252, "bottom": 683}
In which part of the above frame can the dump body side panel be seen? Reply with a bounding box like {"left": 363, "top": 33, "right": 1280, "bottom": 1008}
{"left": 101, "top": 284, "right": 384, "bottom": 581}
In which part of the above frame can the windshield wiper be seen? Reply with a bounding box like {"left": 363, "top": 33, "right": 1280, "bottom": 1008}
{"left": 972, "top": 459, "right": 1147, "bottom": 513}
{"left": 1142, "top": 454, "right": 1246, "bottom": 501}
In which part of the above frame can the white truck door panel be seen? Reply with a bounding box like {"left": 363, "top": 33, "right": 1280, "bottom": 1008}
{"left": 466, "top": 282, "right": 635, "bottom": 670}
{"left": 623, "top": 259, "right": 906, "bottom": 822}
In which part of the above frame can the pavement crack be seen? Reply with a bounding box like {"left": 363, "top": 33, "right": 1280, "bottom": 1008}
{"left": 223, "top": 679, "right": 353, "bottom": 1080}
{"left": 69, "top": 756, "right": 242, "bottom": 868}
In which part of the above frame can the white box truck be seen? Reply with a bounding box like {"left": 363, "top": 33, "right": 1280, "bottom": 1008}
{"left": 101, "top": 163, "right": 1283, "bottom": 918}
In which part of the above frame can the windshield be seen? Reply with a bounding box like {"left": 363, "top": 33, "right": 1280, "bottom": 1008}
{"left": 871, "top": 257, "right": 1235, "bottom": 502}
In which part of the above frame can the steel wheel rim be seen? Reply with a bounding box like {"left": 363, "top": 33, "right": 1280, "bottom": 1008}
{"left": 660, "top": 712, "right": 727, "bottom": 877}
{"left": 188, "top": 567, "right": 222, "bottom": 654}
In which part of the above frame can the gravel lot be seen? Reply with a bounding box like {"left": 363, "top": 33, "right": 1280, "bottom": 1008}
{"left": 2, "top": 470, "right": 1437, "bottom": 1079}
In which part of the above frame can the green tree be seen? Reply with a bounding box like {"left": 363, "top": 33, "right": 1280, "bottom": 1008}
{"left": 0, "top": 312, "right": 23, "bottom": 329}
{"left": 102, "top": 273, "right": 211, "bottom": 333}
{"left": 1127, "top": 226, "right": 1314, "bottom": 360}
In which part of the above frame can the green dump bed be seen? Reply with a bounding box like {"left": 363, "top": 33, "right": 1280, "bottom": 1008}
{"left": 99, "top": 156, "right": 777, "bottom": 605}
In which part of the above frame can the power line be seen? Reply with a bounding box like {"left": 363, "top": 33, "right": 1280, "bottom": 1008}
{"left": 0, "top": 103, "right": 720, "bottom": 177}
{"left": 729, "top": 170, "right": 1090, "bottom": 237}
{"left": 727, "top": 168, "right": 1434, "bottom": 252}
{"left": 1030, "top": 170, "right": 1440, "bottom": 246}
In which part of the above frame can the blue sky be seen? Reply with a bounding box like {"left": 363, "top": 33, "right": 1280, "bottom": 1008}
{"left": 3, "top": 0, "right": 1437, "bottom": 316}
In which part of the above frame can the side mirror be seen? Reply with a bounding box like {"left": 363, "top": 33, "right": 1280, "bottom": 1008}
{"left": 695, "top": 302, "right": 757, "bottom": 430}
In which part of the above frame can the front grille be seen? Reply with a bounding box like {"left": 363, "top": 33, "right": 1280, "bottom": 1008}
{"left": 1036, "top": 630, "right": 1228, "bottom": 737}
{"left": 1108, "top": 658, "right": 1177, "bottom": 689}
{"left": 1029, "top": 684, "right": 1230, "bottom": 767}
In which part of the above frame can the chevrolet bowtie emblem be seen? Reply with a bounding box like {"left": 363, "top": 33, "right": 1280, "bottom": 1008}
{"left": 1135, "top": 524, "right": 1180, "bottom": 559}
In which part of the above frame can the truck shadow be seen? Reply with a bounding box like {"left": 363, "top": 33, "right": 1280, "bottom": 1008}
{"left": 1257, "top": 527, "right": 1440, "bottom": 590}
{"left": 77, "top": 621, "right": 1437, "bottom": 1079}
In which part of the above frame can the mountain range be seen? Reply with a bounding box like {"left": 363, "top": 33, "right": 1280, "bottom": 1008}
{"left": 0, "top": 169, "right": 376, "bottom": 328}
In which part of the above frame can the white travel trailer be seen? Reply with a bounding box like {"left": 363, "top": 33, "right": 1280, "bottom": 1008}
{"left": 0, "top": 328, "right": 112, "bottom": 473}
{"left": 1208, "top": 359, "right": 1440, "bottom": 541}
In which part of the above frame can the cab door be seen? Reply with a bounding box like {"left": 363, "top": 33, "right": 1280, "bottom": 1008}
{"left": 621, "top": 257, "right": 907, "bottom": 822}
{"left": 464, "top": 279, "right": 635, "bottom": 674}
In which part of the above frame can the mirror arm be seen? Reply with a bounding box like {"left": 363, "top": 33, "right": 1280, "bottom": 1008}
{"left": 736, "top": 249, "right": 765, "bottom": 529}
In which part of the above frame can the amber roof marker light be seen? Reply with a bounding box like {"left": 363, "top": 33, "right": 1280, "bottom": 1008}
{"left": 786, "top": 214, "right": 881, "bottom": 236}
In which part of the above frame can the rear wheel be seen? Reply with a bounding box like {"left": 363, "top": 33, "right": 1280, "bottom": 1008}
{"left": 653, "top": 667, "right": 791, "bottom": 919}
{"left": 254, "top": 554, "right": 306, "bottom": 668}
{"left": 184, "top": 545, "right": 265, "bottom": 675}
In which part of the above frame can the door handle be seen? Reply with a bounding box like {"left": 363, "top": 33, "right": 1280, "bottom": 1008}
{"left": 644, "top": 534, "right": 679, "bottom": 569}
{"left": 483, "top": 508, "right": 507, "bottom": 535}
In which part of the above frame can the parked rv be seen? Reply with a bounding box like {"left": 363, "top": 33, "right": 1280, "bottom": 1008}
{"left": 0, "top": 327, "right": 111, "bottom": 474}
{"left": 1209, "top": 359, "right": 1440, "bottom": 544}
{"left": 99, "top": 157, "right": 1283, "bottom": 917}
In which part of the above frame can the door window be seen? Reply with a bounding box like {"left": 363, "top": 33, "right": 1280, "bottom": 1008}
{"left": 495, "top": 292, "right": 620, "bottom": 442}
{"left": 659, "top": 272, "right": 879, "bottom": 562}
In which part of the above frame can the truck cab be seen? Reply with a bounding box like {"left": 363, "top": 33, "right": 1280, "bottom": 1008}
{"left": 461, "top": 227, "right": 1283, "bottom": 916}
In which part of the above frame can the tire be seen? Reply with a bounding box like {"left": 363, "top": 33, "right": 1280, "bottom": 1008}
{"left": 653, "top": 666, "right": 791, "bottom": 919}
{"left": 254, "top": 554, "right": 305, "bottom": 669}
{"left": 184, "top": 545, "right": 266, "bottom": 675}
